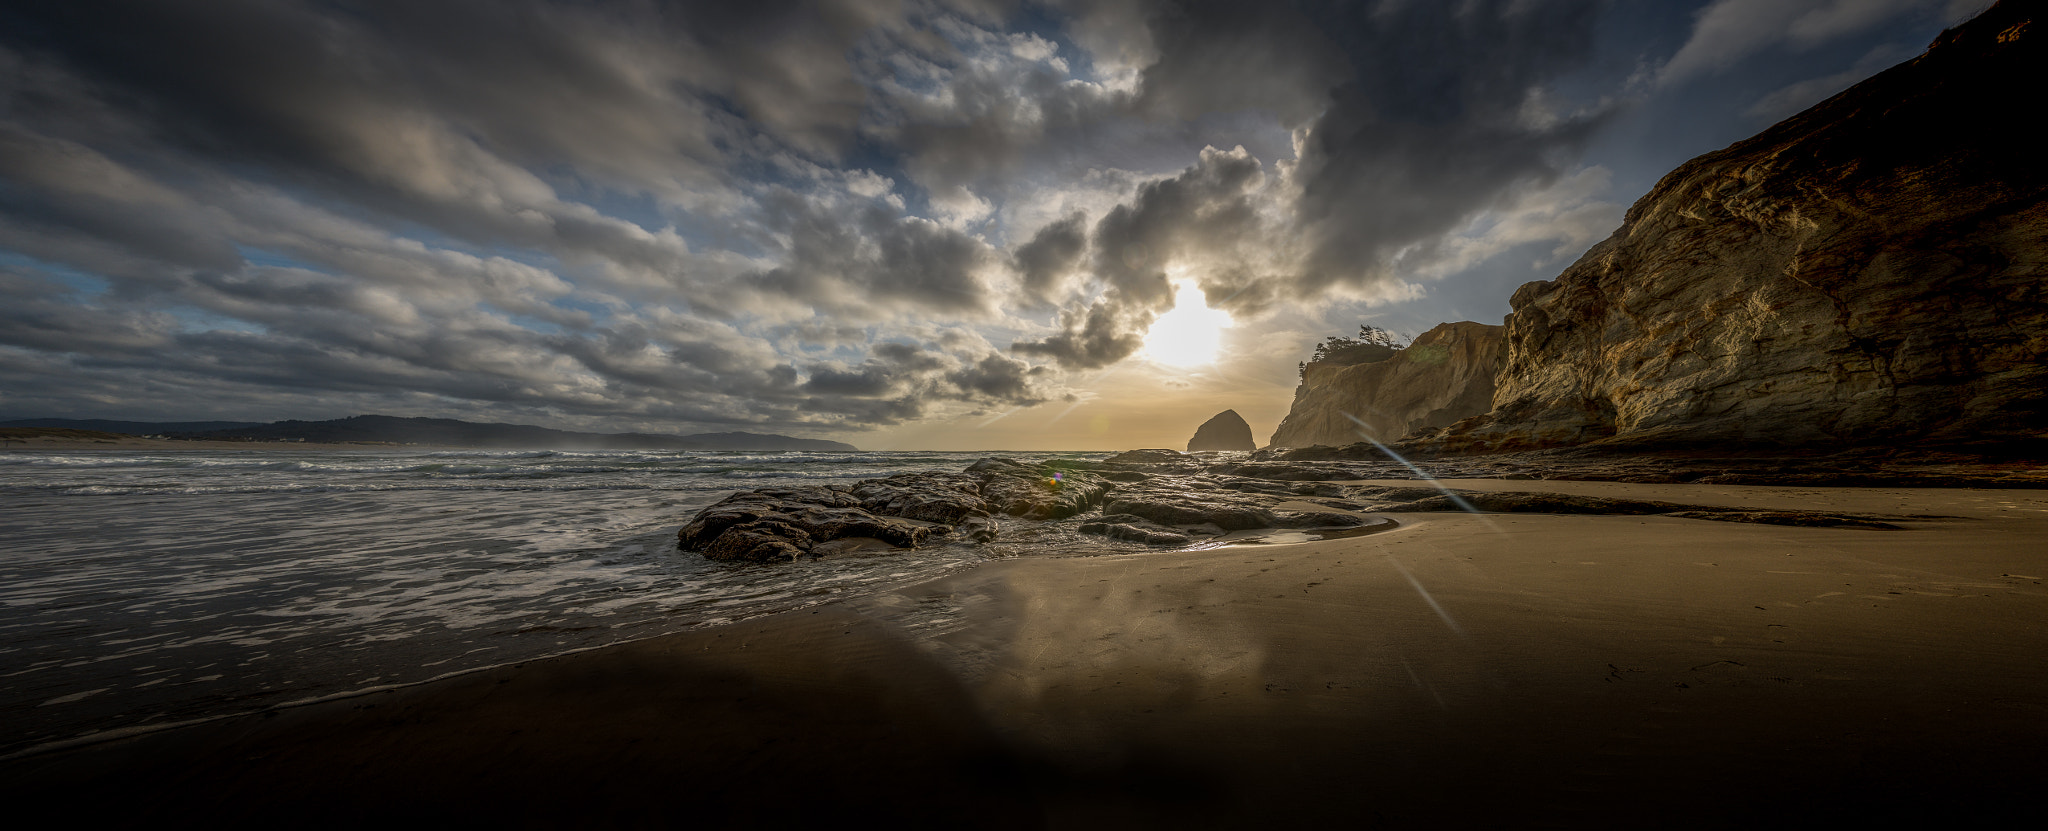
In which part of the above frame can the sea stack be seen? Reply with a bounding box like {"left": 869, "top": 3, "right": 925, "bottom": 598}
{"left": 1411, "top": 2, "right": 2048, "bottom": 454}
{"left": 1187, "top": 410, "right": 1256, "bottom": 452}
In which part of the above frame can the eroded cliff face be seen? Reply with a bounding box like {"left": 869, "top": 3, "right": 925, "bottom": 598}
{"left": 1411, "top": 2, "right": 2047, "bottom": 453}
{"left": 1267, "top": 321, "right": 1504, "bottom": 448}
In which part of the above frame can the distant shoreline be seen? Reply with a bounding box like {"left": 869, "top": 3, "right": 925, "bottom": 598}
{"left": 0, "top": 434, "right": 449, "bottom": 452}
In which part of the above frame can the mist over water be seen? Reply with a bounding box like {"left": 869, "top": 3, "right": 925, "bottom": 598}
{"left": 0, "top": 447, "right": 1106, "bottom": 756}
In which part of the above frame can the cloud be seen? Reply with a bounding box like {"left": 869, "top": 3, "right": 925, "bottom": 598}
{"left": 1, "top": 0, "right": 1083, "bottom": 434}
{"left": 1008, "top": 1, "right": 1628, "bottom": 367}
{"left": 1742, "top": 42, "right": 1919, "bottom": 122}
{"left": 1130, "top": 0, "right": 1350, "bottom": 125}
{"left": 0, "top": 125, "right": 241, "bottom": 272}
{"left": 0, "top": 0, "right": 1953, "bottom": 443}
{"left": 739, "top": 189, "right": 999, "bottom": 320}
{"left": 1389, "top": 165, "right": 1625, "bottom": 282}
{"left": 1011, "top": 212, "right": 1090, "bottom": 305}
{"left": 1011, "top": 299, "right": 1150, "bottom": 370}
{"left": 1011, "top": 144, "right": 1279, "bottom": 367}
{"left": 1286, "top": 0, "right": 1611, "bottom": 294}
{"left": 1656, "top": 0, "right": 1941, "bottom": 87}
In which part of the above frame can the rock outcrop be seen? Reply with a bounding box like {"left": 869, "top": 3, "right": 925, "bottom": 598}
{"left": 678, "top": 455, "right": 1380, "bottom": 562}
{"left": 1187, "top": 410, "right": 1256, "bottom": 451}
{"left": 676, "top": 451, "right": 1966, "bottom": 563}
{"left": 1267, "top": 321, "right": 1505, "bottom": 448}
{"left": 1411, "top": 2, "right": 2048, "bottom": 453}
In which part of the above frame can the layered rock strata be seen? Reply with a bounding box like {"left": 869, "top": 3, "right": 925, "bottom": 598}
{"left": 1413, "top": 2, "right": 2048, "bottom": 453}
{"left": 1250, "top": 443, "right": 2048, "bottom": 488}
{"left": 1268, "top": 321, "right": 1504, "bottom": 448}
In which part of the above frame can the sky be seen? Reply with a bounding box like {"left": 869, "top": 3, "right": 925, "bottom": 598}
{"left": 0, "top": 0, "right": 1992, "bottom": 450}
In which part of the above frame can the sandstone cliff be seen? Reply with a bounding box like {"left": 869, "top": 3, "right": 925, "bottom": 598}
{"left": 1267, "top": 321, "right": 1504, "bottom": 447}
{"left": 1187, "top": 409, "right": 1256, "bottom": 451}
{"left": 1411, "top": 2, "right": 2047, "bottom": 453}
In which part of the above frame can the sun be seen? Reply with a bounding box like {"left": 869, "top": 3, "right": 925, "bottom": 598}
{"left": 1142, "top": 281, "right": 1233, "bottom": 368}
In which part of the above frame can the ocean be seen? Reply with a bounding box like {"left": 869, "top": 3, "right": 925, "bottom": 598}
{"left": 0, "top": 446, "right": 1111, "bottom": 757}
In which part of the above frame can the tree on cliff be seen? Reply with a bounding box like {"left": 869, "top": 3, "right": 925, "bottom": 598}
{"left": 1301, "top": 325, "right": 1407, "bottom": 378}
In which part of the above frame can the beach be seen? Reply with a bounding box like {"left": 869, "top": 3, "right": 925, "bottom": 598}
{"left": 5, "top": 478, "right": 2043, "bottom": 827}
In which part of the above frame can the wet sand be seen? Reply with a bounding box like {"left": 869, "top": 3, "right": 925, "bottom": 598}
{"left": 5, "top": 481, "right": 2045, "bottom": 827}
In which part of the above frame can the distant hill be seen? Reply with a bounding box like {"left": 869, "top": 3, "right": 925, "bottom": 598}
{"left": 4, "top": 415, "right": 858, "bottom": 451}
{"left": 0, "top": 418, "right": 264, "bottom": 434}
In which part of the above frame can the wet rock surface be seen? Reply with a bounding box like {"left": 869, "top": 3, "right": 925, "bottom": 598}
{"left": 680, "top": 452, "right": 1378, "bottom": 562}
{"left": 680, "top": 443, "right": 2040, "bottom": 562}
{"left": 1078, "top": 516, "right": 1194, "bottom": 546}
{"left": 1092, "top": 448, "right": 1211, "bottom": 474}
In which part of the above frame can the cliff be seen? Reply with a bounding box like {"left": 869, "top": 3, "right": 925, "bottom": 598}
{"left": 1267, "top": 321, "right": 1504, "bottom": 447}
{"left": 1411, "top": 2, "right": 2048, "bottom": 454}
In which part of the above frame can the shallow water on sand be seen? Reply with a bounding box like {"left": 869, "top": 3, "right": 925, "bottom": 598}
{"left": 0, "top": 447, "right": 1110, "bottom": 755}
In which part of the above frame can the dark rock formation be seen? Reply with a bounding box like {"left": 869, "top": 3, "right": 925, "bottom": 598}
{"left": 1187, "top": 410, "right": 1256, "bottom": 452}
{"left": 1078, "top": 516, "right": 1194, "bottom": 546}
{"left": 677, "top": 486, "right": 938, "bottom": 562}
{"left": 1205, "top": 461, "right": 1369, "bottom": 481}
{"left": 679, "top": 441, "right": 2044, "bottom": 564}
{"left": 969, "top": 457, "right": 1114, "bottom": 519}
{"left": 1103, "top": 486, "right": 1279, "bottom": 531}
{"left": 680, "top": 462, "right": 1116, "bottom": 563}
{"left": 1095, "top": 448, "right": 1208, "bottom": 474}
{"left": 1269, "top": 322, "right": 1505, "bottom": 448}
{"left": 680, "top": 454, "right": 1387, "bottom": 562}
{"left": 1413, "top": 2, "right": 2048, "bottom": 454}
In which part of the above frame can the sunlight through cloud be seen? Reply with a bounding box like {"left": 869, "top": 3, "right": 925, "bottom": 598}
{"left": 1142, "top": 281, "right": 1233, "bottom": 368}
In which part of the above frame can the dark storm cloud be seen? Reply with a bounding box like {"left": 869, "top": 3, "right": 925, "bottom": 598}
{"left": 1288, "top": 0, "right": 1611, "bottom": 290}
{"left": 0, "top": 0, "right": 1956, "bottom": 437}
{"left": 947, "top": 353, "right": 1051, "bottom": 402}
{"left": 1011, "top": 211, "right": 1089, "bottom": 305}
{"left": 1011, "top": 298, "right": 1147, "bottom": 370}
{"left": 1091, "top": 144, "right": 1265, "bottom": 305}
{"left": 744, "top": 189, "right": 997, "bottom": 316}
{"left": 1006, "top": 0, "right": 1617, "bottom": 364}
{"left": 0, "top": 0, "right": 885, "bottom": 279}
{"left": 0, "top": 125, "right": 241, "bottom": 272}
{"left": 0, "top": 268, "right": 179, "bottom": 354}
{"left": 1011, "top": 144, "right": 1276, "bottom": 367}
{"left": 859, "top": 19, "right": 1124, "bottom": 200}
{"left": 1129, "top": 0, "right": 1350, "bottom": 125}
{"left": 801, "top": 340, "right": 1053, "bottom": 412}
{"left": 1053, "top": 0, "right": 1612, "bottom": 294}
{"left": 0, "top": 0, "right": 1078, "bottom": 431}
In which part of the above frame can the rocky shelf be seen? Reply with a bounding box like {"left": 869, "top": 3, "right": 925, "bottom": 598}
{"left": 674, "top": 447, "right": 2007, "bottom": 563}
